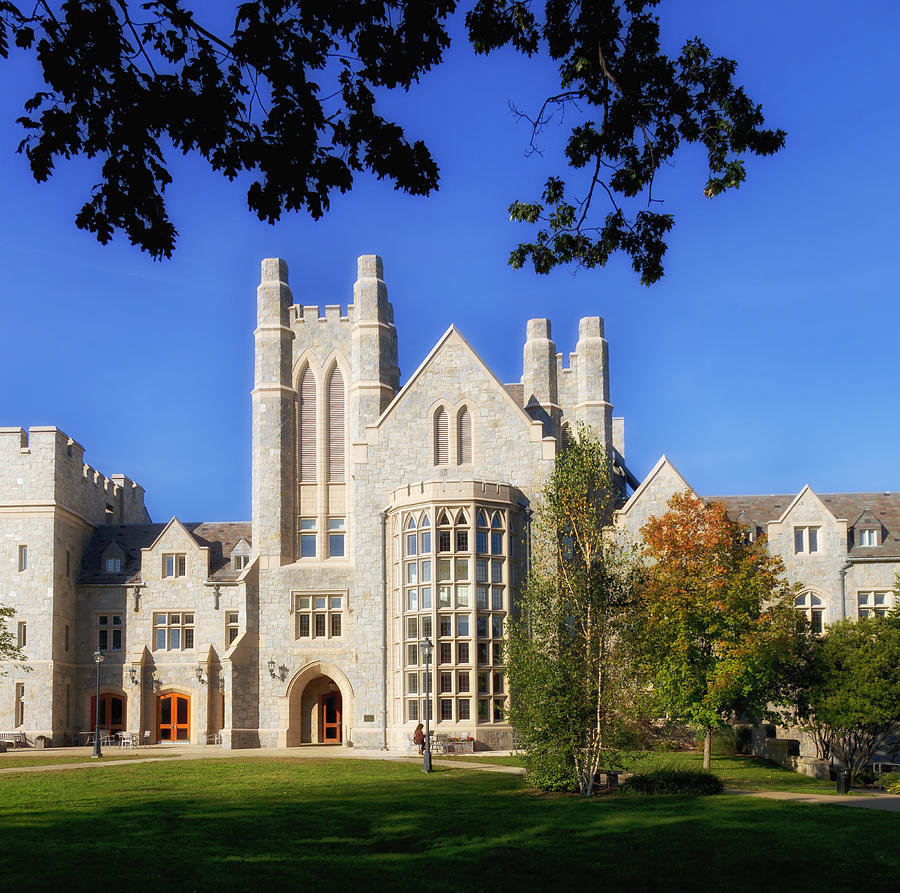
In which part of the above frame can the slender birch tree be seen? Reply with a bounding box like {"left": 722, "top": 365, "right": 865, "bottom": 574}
{"left": 507, "top": 427, "right": 637, "bottom": 794}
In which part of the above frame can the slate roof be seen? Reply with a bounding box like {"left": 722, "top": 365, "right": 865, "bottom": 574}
{"left": 503, "top": 383, "right": 524, "bottom": 406}
{"left": 79, "top": 521, "right": 251, "bottom": 584}
{"left": 705, "top": 492, "right": 900, "bottom": 559}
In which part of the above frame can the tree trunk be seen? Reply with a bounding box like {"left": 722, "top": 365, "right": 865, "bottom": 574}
{"left": 703, "top": 728, "right": 712, "bottom": 769}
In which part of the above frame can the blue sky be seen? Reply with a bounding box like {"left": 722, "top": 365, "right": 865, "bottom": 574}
{"left": 1, "top": 1, "right": 898, "bottom": 522}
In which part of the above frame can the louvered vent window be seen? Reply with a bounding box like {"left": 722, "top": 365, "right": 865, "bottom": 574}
{"left": 328, "top": 367, "right": 345, "bottom": 482}
{"left": 299, "top": 368, "right": 317, "bottom": 482}
{"left": 457, "top": 407, "right": 472, "bottom": 465}
{"left": 434, "top": 407, "right": 448, "bottom": 465}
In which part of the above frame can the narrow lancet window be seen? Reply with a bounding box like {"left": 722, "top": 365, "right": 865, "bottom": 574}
{"left": 299, "top": 367, "right": 317, "bottom": 482}
{"left": 434, "top": 407, "right": 448, "bottom": 465}
{"left": 328, "top": 366, "right": 345, "bottom": 482}
{"left": 457, "top": 406, "right": 472, "bottom": 464}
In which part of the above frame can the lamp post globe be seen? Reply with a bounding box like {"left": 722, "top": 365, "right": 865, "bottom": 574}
{"left": 92, "top": 650, "right": 104, "bottom": 758}
{"left": 420, "top": 636, "right": 434, "bottom": 773}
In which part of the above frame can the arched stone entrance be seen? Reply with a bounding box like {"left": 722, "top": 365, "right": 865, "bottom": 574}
{"left": 284, "top": 661, "right": 353, "bottom": 746}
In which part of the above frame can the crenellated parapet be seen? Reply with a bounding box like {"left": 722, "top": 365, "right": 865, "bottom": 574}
{"left": 0, "top": 426, "right": 147, "bottom": 525}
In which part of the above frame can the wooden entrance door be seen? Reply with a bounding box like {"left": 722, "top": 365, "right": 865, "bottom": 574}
{"left": 320, "top": 690, "right": 342, "bottom": 743}
{"left": 158, "top": 694, "right": 191, "bottom": 741}
{"left": 90, "top": 694, "right": 125, "bottom": 731}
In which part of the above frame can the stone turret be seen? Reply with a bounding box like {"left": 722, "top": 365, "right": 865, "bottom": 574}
{"left": 252, "top": 258, "right": 296, "bottom": 565}
{"left": 572, "top": 316, "right": 613, "bottom": 450}
{"left": 350, "top": 255, "right": 399, "bottom": 441}
{"left": 522, "top": 318, "right": 559, "bottom": 435}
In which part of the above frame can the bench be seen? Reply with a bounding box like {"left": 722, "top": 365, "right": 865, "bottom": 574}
{"left": 0, "top": 732, "right": 28, "bottom": 747}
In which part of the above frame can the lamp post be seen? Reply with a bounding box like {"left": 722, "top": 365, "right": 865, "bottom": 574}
{"left": 420, "top": 636, "right": 434, "bottom": 773}
{"left": 92, "top": 650, "right": 104, "bottom": 759}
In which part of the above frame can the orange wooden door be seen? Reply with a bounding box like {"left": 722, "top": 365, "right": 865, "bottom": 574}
{"left": 158, "top": 694, "right": 191, "bottom": 741}
{"left": 320, "top": 691, "right": 342, "bottom": 743}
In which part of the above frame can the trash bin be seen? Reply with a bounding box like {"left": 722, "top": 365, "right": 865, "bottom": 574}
{"left": 836, "top": 768, "right": 851, "bottom": 794}
{"left": 592, "top": 771, "right": 620, "bottom": 791}
{"left": 35, "top": 735, "right": 49, "bottom": 749}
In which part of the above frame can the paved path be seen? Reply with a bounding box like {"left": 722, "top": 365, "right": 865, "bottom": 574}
{"left": 0, "top": 744, "right": 526, "bottom": 776}
{"left": 725, "top": 787, "right": 900, "bottom": 812}
{"left": 3, "top": 749, "right": 899, "bottom": 810}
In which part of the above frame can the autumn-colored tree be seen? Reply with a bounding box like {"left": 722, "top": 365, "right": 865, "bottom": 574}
{"left": 507, "top": 427, "right": 638, "bottom": 794}
{"left": 639, "top": 492, "right": 807, "bottom": 768}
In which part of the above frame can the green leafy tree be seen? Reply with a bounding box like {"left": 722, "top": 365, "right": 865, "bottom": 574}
{"left": 800, "top": 614, "right": 900, "bottom": 783}
{"left": 0, "top": 2, "right": 783, "bottom": 280}
{"left": 468, "top": 1, "right": 785, "bottom": 283}
{"left": 0, "top": 604, "right": 27, "bottom": 672}
{"left": 638, "top": 492, "right": 807, "bottom": 768}
{"left": 507, "top": 427, "right": 637, "bottom": 794}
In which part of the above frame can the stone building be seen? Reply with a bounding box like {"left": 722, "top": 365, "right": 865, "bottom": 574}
{"left": 615, "top": 455, "right": 900, "bottom": 629}
{"left": 615, "top": 455, "right": 900, "bottom": 765}
{"left": 5, "top": 255, "right": 894, "bottom": 753}
{"left": 0, "top": 254, "right": 623, "bottom": 749}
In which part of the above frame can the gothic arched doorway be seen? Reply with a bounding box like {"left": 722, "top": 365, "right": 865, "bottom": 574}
{"left": 284, "top": 663, "right": 353, "bottom": 746}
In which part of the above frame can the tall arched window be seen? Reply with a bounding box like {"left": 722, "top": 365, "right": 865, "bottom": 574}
{"left": 457, "top": 406, "right": 472, "bottom": 465}
{"left": 434, "top": 407, "right": 448, "bottom": 465}
{"left": 299, "top": 367, "right": 317, "bottom": 482}
{"left": 794, "top": 591, "right": 825, "bottom": 634}
{"left": 328, "top": 366, "right": 345, "bottom": 482}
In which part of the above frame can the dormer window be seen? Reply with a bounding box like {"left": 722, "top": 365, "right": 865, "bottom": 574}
{"left": 105, "top": 558, "right": 122, "bottom": 573}
{"left": 233, "top": 554, "right": 249, "bottom": 571}
{"left": 858, "top": 528, "right": 879, "bottom": 547}
{"left": 163, "top": 553, "right": 186, "bottom": 577}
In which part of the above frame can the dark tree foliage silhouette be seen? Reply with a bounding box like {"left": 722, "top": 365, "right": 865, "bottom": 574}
{"left": 0, "top": 1, "right": 784, "bottom": 281}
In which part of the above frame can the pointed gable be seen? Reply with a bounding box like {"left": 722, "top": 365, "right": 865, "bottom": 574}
{"left": 613, "top": 455, "right": 693, "bottom": 545}
{"left": 373, "top": 326, "right": 539, "bottom": 434}
{"left": 140, "top": 517, "right": 210, "bottom": 582}
{"left": 766, "top": 486, "right": 846, "bottom": 560}
{"left": 361, "top": 325, "right": 554, "bottom": 481}
{"left": 773, "top": 485, "right": 840, "bottom": 526}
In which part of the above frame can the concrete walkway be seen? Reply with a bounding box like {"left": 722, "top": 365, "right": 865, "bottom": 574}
{"left": 0, "top": 744, "right": 526, "bottom": 776}
{"left": 3, "top": 749, "right": 899, "bottom": 811}
{"left": 725, "top": 787, "right": 900, "bottom": 812}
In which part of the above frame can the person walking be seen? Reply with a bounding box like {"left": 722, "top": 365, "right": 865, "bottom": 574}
{"left": 413, "top": 722, "right": 425, "bottom": 755}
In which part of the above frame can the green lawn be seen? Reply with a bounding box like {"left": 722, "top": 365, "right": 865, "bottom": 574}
{"left": 0, "top": 750, "right": 179, "bottom": 768}
{"left": 433, "top": 753, "right": 527, "bottom": 767}
{"left": 437, "top": 750, "right": 843, "bottom": 794}
{"left": 0, "top": 758, "right": 897, "bottom": 891}
{"left": 617, "top": 751, "right": 843, "bottom": 794}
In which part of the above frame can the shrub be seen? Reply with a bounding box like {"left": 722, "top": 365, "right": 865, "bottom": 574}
{"left": 883, "top": 775, "right": 900, "bottom": 795}
{"left": 522, "top": 746, "right": 578, "bottom": 792}
{"left": 621, "top": 769, "right": 724, "bottom": 796}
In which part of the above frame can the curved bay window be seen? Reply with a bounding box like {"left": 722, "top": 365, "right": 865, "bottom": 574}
{"left": 392, "top": 493, "right": 522, "bottom": 734}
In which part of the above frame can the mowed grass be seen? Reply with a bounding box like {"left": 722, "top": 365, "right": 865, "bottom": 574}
{"left": 437, "top": 750, "right": 842, "bottom": 794}
{"left": 0, "top": 758, "right": 898, "bottom": 892}
{"left": 617, "top": 751, "right": 843, "bottom": 794}
{"left": 0, "top": 750, "right": 179, "bottom": 768}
